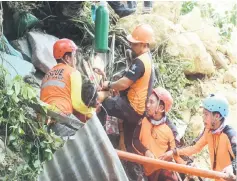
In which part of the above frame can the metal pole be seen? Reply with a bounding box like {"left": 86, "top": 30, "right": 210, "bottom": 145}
{"left": 116, "top": 150, "right": 230, "bottom": 180}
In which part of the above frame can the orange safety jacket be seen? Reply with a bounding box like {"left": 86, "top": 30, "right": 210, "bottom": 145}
{"left": 40, "top": 63, "right": 95, "bottom": 118}
{"left": 133, "top": 117, "right": 185, "bottom": 176}
{"left": 127, "top": 52, "right": 152, "bottom": 115}
{"left": 177, "top": 126, "right": 237, "bottom": 180}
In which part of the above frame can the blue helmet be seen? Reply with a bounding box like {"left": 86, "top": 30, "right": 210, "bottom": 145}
{"left": 202, "top": 94, "right": 229, "bottom": 118}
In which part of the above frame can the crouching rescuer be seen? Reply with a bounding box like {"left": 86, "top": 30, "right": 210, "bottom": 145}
{"left": 132, "top": 87, "right": 185, "bottom": 181}
{"left": 40, "top": 38, "right": 98, "bottom": 138}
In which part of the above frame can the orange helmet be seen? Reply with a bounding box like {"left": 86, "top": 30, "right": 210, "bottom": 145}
{"left": 153, "top": 87, "right": 173, "bottom": 113}
{"left": 53, "top": 38, "right": 78, "bottom": 59}
{"left": 127, "top": 24, "right": 154, "bottom": 44}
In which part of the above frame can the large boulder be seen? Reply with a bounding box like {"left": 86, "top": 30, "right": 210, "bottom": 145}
{"left": 180, "top": 7, "right": 221, "bottom": 49}
{"left": 179, "top": 7, "right": 230, "bottom": 69}
{"left": 206, "top": 44, "right": 229, "bottom": 70}
{"left": 218, "top": 43, "right": 237, "bottom": 64}
{"left": 167, "top": 32, "right": 215, "bottom": 75}
{"left": 28, "top": 31, "right": 58, "bottom": 73}
{"left": 152, "top": 1, "right": 182, "bottom": 23}
{"left": 223, "top": 69, "right": 237, "bottom": 84}
{"left": 11, "top": 36, "right": 32, "bottom": 62}
{"left": 217, "top": 31, "right": 237, "bottom": 64}
{"left": 0, "top": 51, "right": 35, "bottom": 79}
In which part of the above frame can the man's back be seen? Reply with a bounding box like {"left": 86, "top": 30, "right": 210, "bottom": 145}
{"left": 40, "top": 63, "right": 75, "bottom": 114}
{"left": 126, "top": 52, "right": 152, "bottom": 115}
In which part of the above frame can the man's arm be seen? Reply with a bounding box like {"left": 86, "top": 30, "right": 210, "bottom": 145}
{"left": 132, "top": 120, "right": 148, "bottom": 155}
{"left": 159, "top": 129, "right": 208, "bottom": 160}
{"left": 103, "top": 58, "right": 145, "bottom": 91}
{"left": 70, "top": 70, "right": 95, "bottom": 117}
{"left": 177, "top": 129, "right": 208, "bottom": 157}
{"left": 110, "top": 77, "right": 133, "bottom": 91}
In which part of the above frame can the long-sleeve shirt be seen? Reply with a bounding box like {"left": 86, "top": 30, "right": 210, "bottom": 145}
{"left": 41, "top": 63, "right": 95, "bottom": 118}
{"left": 177, "top": 126, "right": 236, "bottom": 180}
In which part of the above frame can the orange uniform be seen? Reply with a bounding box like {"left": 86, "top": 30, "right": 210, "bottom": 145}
{"left": 40, "top": 63, "right": 95, "bottom": 117}
{"left": 177, "top": 126, "right": 237, "bottom": 180}
{"left": 41, "top": 63, "right": 74, "bottom": 114}
{"left": 133, "top": 117, "right": 184, "bottom": 176}
{"left": 127, "top": 52, "right": 152, "bottom": 115}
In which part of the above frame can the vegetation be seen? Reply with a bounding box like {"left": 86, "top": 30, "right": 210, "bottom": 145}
{"left": 0, "top": 65, "right": 63, "bottom": 180}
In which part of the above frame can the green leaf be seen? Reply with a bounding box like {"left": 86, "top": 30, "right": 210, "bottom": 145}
{"left": 22, "top": 87, "right": 28, "bottom": 99}
{"left": 10, "top": 125, "right": 18, "bottom": 129}
{"left": 47, "top": 154, "right": 52, "bottom": 161}
{"left": 33, "top": 160, "right": 41, "bottom": 168}
{"left": 19, "top": 114, "right": 25, "bottom": 123}
{"left": 14, "top": 81, "right": 21, "bottom": 96}
{"left": 40, "top": 142, "right": 46, "bottom": 148}
{"left": 45, "top": 149, "right": 52, "bottom": 153}
{"left": 12, "top": 141, "right": 17, "bottom": 146}
{"left": 18, "top": 127, "right": 25, "bottom": 135}
{"left": 7, "top": 89, "right": 14, "bottom": 95}
{"left": 12, "top": 94, "right": 19, "bottom": 103}
{"left": 27, "top": 87, "right": 36, "bottom": 100}
{"left": 43, "top": 139, "right": 53, "bottom": 144}
{"left": 9, "top": 135, "right": 16, "bottom": 141}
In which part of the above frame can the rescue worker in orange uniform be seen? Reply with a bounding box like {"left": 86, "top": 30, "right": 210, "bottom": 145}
{"left": 133, "top": 87, "right": 184, "bottom": 181}
{"left": 99, "top": 24, "right": 155, "bottom": 180}
{"left": 101, "top": 24, "right": 155, "bottom": 153}
{"left": 40, "top": 38, "right": 107, "bottom": 138}
{"left": 160, "top": 94, "right": 237, "bottom": 181}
